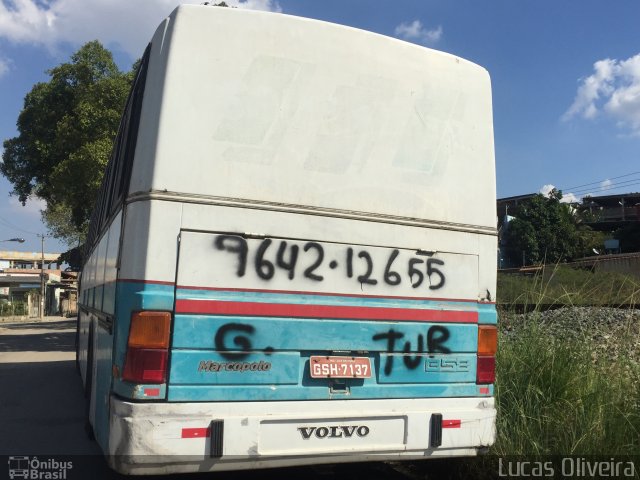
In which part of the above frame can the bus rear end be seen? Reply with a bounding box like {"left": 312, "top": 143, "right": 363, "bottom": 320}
{"left": 102, "top": 5, "right": 497, "bottom": 474}
{"left": 111, "top": 223, "right": 497, "bottom": 474}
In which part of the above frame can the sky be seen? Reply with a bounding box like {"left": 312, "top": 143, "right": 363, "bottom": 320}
{"left": 0, "top": 0, "right": 639, "bottom": 254}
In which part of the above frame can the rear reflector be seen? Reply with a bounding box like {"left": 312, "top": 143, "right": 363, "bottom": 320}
{"left": 478, "top": 325, "right": 497, "bottom": 355}
{"left": 128, "top": 311, "right": 171, "bottom": 349}
{"left": 442, "top": 419, "right": 461, "bottom": 429}
{"left": 182, "top": 427, "right": 210, "bottom": 439}
{"left": 122, "top": 349, "right": 168, "bottom": 383}
{"left": 477, "top": 355, "right": 496, "bottom": 384}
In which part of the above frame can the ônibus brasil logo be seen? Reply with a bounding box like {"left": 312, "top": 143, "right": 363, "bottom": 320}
{"left": 7, "top": 456, "right": 72, "bottom": 480}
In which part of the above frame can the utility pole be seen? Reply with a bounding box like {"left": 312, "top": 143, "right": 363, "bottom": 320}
{"left": 40, "top": 234, "right": 45, "bottom": 320}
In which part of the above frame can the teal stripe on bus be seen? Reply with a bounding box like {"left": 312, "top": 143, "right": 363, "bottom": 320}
{"left": 171, "top": 315, "right": 478, "bottom": 352}
{"left": 166, "top": 383, "right": 494, "bottom": 402}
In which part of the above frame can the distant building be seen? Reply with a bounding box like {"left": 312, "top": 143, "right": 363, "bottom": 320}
{"left": 496, "top": 191, "right": 640, "bottom": 268}
{"left": 496, "top": 193, "right": 537, "bottom": 227}
{"left": 578, "top": 192, "right": 640, "bottom": 229}
{"left": 497, "top": 192, "right": 640, "bottom": 226}
{"left": 0, "top": 250, "right": 78, "bottom": 317}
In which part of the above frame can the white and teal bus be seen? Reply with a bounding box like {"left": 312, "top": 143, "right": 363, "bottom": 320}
{"left": 77, "top": 5, "right": 498, "bottom": 475}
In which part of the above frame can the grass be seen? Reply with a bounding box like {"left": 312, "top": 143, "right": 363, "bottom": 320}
{"left": 497, "top": 265, "right": 640, "bottom": 307}
{"left": 434, "top": 326, "right": 640, "bottom": 479}
{"left": 407, "top": 266, "right": 640, "bottom": 479}
{"left": 492, "top": 317, "right": 640, "bottom": 456}
{"left": 494, "top": 266, "right": 640, "bottom": 457}
{"left": 450, "top": 266, "right": 640, "bottom": 479}
{"left": 384, "top": 266, "right": 640, "bottom": 480}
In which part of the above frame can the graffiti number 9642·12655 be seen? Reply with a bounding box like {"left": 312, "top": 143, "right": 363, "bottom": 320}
{"left": 213, "top": 235, "right": 446, "bottom": 290}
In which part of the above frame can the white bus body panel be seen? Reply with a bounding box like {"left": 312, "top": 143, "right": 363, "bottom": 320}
{"left": 130, "top": 5, "right": 495, "bottom": 232}
{"left": 109, "top": 396, "right": 495, "bottom": 475}
{"left": 119, "top": 201, "right": 496, "bottom": 300}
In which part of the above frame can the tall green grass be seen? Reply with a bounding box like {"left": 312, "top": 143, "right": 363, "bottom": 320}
{"left": 497, "top": 266, "right": 640, "bottom": 307}
{"left": 395, "top": 267, "right": 640, "bottom": 479}
{"left": 492, "top": 317, "right": 640, "bottom": 456}
{"left": 429, "top": 315, "right": 640, "bottom": 479}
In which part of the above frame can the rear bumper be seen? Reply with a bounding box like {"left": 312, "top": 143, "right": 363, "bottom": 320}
{"left": 108, "top": 395, "right": 495, "bottom": 475}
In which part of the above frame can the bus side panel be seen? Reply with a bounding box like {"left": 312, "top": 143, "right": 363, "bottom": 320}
{"left": 110, "top": 200, "right": 181, "bottom": 402}
{"left": 117, "top": 201, "right": 182, "bottom": 287}
{"left": 93, "top": 323, "right": 114, "bottom": 452}
{"left": 76, "top": 211, "right": 124, "bottom": 452}
{"left": 111, "top": 280, "right": 175, "bottom": 401}
{"left": 92, "top": 212, "right": 125, "bottom": 452}
{"left": 77, "top": 308, "right": 91, "bottom": 385}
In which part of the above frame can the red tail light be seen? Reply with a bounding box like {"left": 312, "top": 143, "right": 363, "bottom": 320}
{"left": 122, "top": 349, "right": 168, "bottom": 383}
{"left": 477, "top": 355, "right": 496, "bottom": 384}
{"left": 477, "top": 325, "right": 497, "bottom": 385}
{"left": 122, "top": 311, "right": 171, "bottom": 384}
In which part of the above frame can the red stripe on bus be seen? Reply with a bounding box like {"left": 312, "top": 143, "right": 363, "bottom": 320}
{"left": 182, "top": 427, "right": 210, "bottom": 438}
{"left": 175, "top": 300, "right": 478, "bottom": 323}
{"left": 176, "top": 284, "right": 492, "bottom": 304}
{"left": 442, "top": 420, "right": 462, "bottom": 428}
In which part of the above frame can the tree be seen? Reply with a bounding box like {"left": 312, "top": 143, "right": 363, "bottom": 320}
{"left": 57, "top": 245, "right": 84, "bottom": 271}
{"left": 504, "top": 189, "right": 599, "bottom": 265}
{"left": 1, "top": 41, "right": 136, "bottom": 245}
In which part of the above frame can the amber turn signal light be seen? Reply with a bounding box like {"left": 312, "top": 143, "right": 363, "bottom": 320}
{"left": 127, "top": 311, "right": 171, "bottom": 349}
{"left": 477, "top": 325, "right": 497, "bottom": 356}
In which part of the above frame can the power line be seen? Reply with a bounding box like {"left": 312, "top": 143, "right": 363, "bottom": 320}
{"left": 571, "top": 178, "right": 640, "bottom": 194}
{"left": 0, "top": 213, "right": 41, "bottom": 236}
{"left": 571, "top": 185, "right": 640, "bottom": 198}
{"left": 570, "top": 178, "right": 640, "bottom": 196}
{"left": 561, "top": 170, "right": 640, "bottom": 192}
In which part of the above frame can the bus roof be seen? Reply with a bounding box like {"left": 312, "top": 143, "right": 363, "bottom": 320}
{"left": 129, "top": 5, "right": 496, "bottom": 230}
